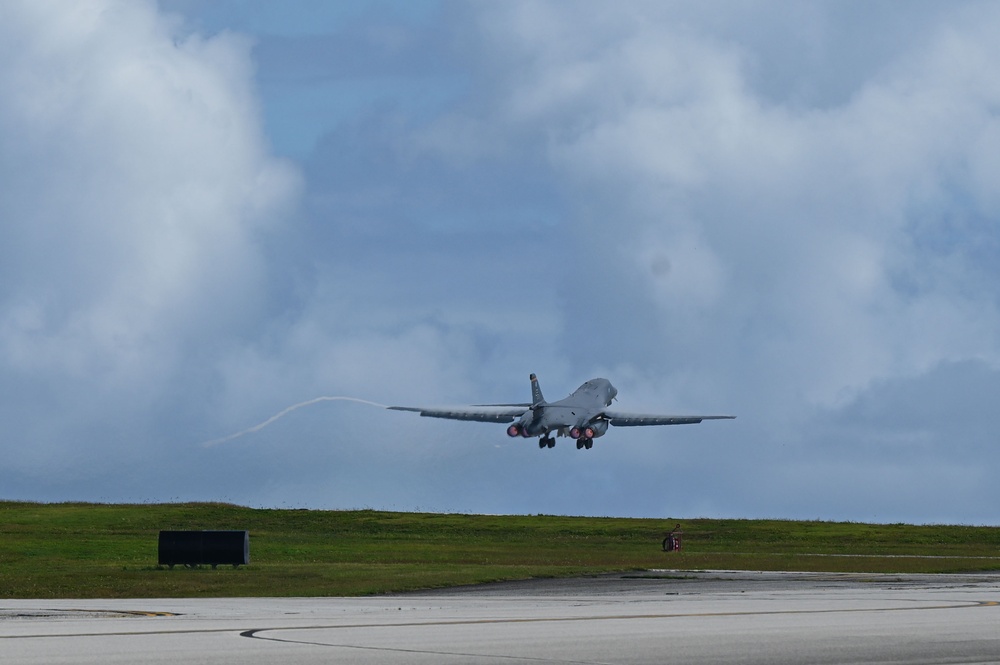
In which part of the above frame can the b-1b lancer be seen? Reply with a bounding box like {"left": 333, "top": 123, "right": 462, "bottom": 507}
{"left": 389, "top": 374, "right": 734, "bottom": 450}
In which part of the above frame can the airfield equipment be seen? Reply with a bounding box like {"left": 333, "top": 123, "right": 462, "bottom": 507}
{"left": 158, "top": 530, "right": 249, "bottom": 569}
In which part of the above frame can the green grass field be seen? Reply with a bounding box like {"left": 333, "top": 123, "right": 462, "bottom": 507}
{"left": 2, "top": 502, "right": 999, "bottom": 598}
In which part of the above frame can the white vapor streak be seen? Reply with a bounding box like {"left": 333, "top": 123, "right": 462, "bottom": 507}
{"left": 202, "top": 396, "right": 388, "bottom": 447}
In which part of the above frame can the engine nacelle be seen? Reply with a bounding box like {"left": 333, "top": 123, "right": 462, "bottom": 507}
{"left": 570, "top": 420, "right": 609, "bottom": 439}
{"left": 584, "top": 420, "right": 609, "bottom": 439}
{"left": 507, "top": 422, "right": 535, "bottom": 438}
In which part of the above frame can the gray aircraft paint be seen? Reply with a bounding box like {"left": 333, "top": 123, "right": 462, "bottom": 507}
{"left": 389, "top": 374, "right": 734, "bottom": 450}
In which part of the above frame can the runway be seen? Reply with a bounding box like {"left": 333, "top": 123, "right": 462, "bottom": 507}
{"left": 3, "top": 570, "right": 1000, "bottom": 664}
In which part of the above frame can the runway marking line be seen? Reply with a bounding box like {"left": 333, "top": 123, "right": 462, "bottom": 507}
{"left": 62, "top": 609, "right": 180, "bottom": 617}
{"left": 0, "top": 608, "right": 179, "bottom": 620}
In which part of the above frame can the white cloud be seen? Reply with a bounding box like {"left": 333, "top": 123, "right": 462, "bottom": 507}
{"left": 379, "top": 1, "right": 1000, "bottom": 520}
{"left": 5, "top": 1, "right": 1000, "bottom": 522}
{"left": 0, "top": 0, "right": 300, "bottom": 463}
{"left": 459, "top": 3, "right": 1000, "bottom": 402}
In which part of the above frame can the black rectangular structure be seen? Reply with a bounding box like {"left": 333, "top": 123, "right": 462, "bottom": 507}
{"left": 158, "top": 530, "right": 249, "bottom": 568}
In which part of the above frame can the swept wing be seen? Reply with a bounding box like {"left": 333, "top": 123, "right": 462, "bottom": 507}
{"left": 387, "top": 405, "right": 527, "bottom": 424}
{"left": 602, "top": 411, "right": 735, "bottom": 427}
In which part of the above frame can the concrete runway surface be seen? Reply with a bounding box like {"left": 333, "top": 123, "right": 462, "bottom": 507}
{"left": 3, "top": 570, "right": 1000, "bottom": 664}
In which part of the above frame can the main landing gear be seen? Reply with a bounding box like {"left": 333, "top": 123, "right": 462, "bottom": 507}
{"left": 535, "top": 435, "right": 593, "bottom": 449}
{"left": 538, "top": 437, "right": 593, "bottom": 449}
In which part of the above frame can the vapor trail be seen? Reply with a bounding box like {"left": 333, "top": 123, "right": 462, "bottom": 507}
{"left": 202, "top": 396, "right": 388, "bottom": 447}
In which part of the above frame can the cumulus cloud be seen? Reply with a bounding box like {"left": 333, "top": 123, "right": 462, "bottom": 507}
{"left": 388, "top": 1, "right": 1000, "bottom": 520}
{"left": 0, "top": 1, "right": 299, "bottom": 470}
{"left": 439, "top": 2, "right": 1000, "bottom": 393}
{"left": 5, "top": 1, "right": 1000, "bottom": 522}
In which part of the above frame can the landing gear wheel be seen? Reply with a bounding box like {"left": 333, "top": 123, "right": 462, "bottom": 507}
{"left": 584, "top": 439, "right": 593, "bottom": 449}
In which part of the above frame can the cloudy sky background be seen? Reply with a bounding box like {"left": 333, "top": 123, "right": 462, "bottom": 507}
{"left": 3, "top": 0, "right": 1000, "bottom": 523}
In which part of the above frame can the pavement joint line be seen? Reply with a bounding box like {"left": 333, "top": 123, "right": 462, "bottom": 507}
{"left": 240, "top": 599, "right": 1000, "bottom": 635}
{"left": 3, "top": 600, "right": 998, "bottom": 641}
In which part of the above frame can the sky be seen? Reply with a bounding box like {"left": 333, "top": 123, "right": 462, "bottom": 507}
{"left": 2, "top": 1, "right": 1000, "bottom": 524}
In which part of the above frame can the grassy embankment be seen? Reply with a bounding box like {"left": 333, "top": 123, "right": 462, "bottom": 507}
{"left": 2, "top": 502, "right": 999, "bottom": 598}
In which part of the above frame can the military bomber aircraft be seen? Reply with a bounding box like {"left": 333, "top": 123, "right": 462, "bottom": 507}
{"left": 389, "top": 374, "right": 734, "bottom": 449}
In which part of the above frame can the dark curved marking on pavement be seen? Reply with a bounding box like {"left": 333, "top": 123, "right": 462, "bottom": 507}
{"left": 240, "top": 628, "right": 597, "bottom": 664}
{"left": 237, "top": 600, "right": 1000, "bottom": 659}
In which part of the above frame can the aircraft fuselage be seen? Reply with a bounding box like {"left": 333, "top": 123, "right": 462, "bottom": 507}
{"left": 509, "top": 378, "right": 618, "bottom": 444}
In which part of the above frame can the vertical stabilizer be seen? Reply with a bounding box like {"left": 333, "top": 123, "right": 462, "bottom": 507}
{"left": 529, "top": 373, "right": 546, "bottom": 407}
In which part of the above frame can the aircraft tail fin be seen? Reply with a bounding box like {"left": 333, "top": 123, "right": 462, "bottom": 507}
{"left": 529, "top": 373, "right": 546, "bottom": 407}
